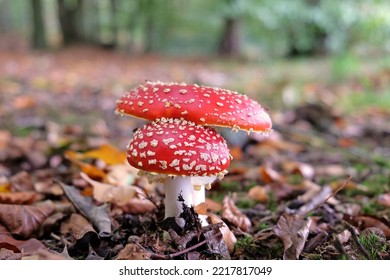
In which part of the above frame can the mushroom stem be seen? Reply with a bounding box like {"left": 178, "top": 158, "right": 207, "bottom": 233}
{"left": 192, "top": 185, "right": 209, "bottom": 226}
{"left": 192, "top": 185, "right": 205, "bottom": 206}
{"left": 164, "top": 176, "right": 194, "bottom": 225}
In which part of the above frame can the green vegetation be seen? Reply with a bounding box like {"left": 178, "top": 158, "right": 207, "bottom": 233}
{"left": 358, "top": 231, "right": 389, "bottom": 259}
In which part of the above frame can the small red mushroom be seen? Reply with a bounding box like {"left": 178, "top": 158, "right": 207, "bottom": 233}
{"left": 126, "top": 118, "right": 231, "bottom": 226}
{"left": 116, "top": 81, "right": 272, "bottom": 134}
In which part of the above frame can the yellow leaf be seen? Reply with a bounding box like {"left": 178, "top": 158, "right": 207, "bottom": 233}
{"left": 64, "top": 150, "right": 106, "bottom": 180}
{"left": 80, "top": 144, "right": 126, "bottom": 165}
{"left": 0, "top": 182, "right": 11, "bottom": 193}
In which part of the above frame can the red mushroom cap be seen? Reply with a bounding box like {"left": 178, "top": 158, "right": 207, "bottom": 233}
{"left": 126, "top": 118, "right": 231, "bottom": 177}
{"left": 116, "top": 81, "right": 272, "bottom": 133}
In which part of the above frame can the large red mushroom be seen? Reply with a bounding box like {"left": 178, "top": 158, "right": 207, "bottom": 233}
{"left": 116, "top": 81, "right": 272, "bottom": 133}
{"left": 126, "top": 118, "right": 231, "bottom": 226}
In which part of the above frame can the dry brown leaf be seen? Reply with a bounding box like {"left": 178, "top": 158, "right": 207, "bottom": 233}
{"left": 247, "top": 185, "right": 268, "bottom": 203}
{"left": 259, "top": 166, "right": 285, "bottom": 184}
{"left": 80, "top": 172, "right": 136, "bottom": 206}
{"left": 22, "top": 248, "right": 67, "bottom": 260}
{"left": 0, "top": 203, "right": 54, "bottom": 238}
{"left": 80, "top": 172, "right": 155, "bottom": 214}
{"left": 9, "top": 171, "right": 34, "bottom": 192}
{"left": 105, "top": 164, "right": 136, "bottom": 186}
{"left": 208, "top": 213, "right": 237, "bottom": 253}
{"left": 64, "top": 150, "right": 106, "bottom": 180}
{"left": 378, "top": 193, "right": 390, "bottom": 208}
{"left": 34, "top": 180, "right": 64, "bottom": 196}
{"left": 194, "top": 202, "right": 208, "bottom": 215}
{"left": 274, "top": 213, "right": 311, "bottom": 260}
{"left": 0, "top": 191, "right": 37, "bottom": 204}
{"left": 344, "top": 215, "right": 390, "bottom": 238}
{"left": 283, "top": 161, "right": 315, "bottom": 180}
{"left": 120, "top": 193, "right": 156, "bottom": 215}
{"left": 0, "top": 248, "right": 22, "bottom": 260}
{"left": 222, "top": 195, "right": 251, "bottom": 232}
{"left": 337, "top": 229, "right": 352, "bottom": 244}
{"left": 0, "top": 234, "right": 46, "bottom": 254}
{"left": 116, "top": 243, "right": 150, "bottom": 260}
{"left": 195, "top": 199, "right": 222, "bottom": 214}
{"left": 60, "top": 182, "right": 112, "bottom": 237}
{"left": 60, "top": 213, "right": 99, "bottom": 248}
{"left": 315, "top": 164, "right": 352, "bottom": 178}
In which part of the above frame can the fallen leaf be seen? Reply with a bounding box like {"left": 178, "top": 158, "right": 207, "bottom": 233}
{"left": 344, "top": 215, "right": 390, "bottom": 238}
{"left": 222, "top": 195, "right": 251, "bottom": 232}
{"left": 34, "top": 180, "right": 64, "bottom": 196}
{"left": 22, "top": 248, "right": 67, "bottom": 260}
{"left": 64, "top": 150, "right": 106, "bottom": 180}
{"left": 247, "top": 185, "right": 268, "bottom": 203}
{"left": 0, "top": 191, "right": 37, "bottom": 204}
{"left": 274, "top": 213, "right": 311, "bottom": 260}
{"left": 80, "top": 144, "right": 127, "bottom": 165}
{"left": 208, "top": 213, "right": 236, "bottom": 254}
{"left": 0, "top": 235, "right": 46, "bottom": 254}
{"left": 229, "top": 146, "right": 243, "bottom": 161}
{"left": 105, "top": 164, "right": 136, "bottom": 186}
{"left": 337, "top": 229, "right": 351, "bottom": 244}
{"left": 378, "top": 193, "right": 390, "bottom": 208}
{"left": 0, "top": 203, "right": 54, "bottom": 238}
{"left": 60, "top": 182, "right": 112, "bottom": 237}
{"left": 80, "top": 172, "right": 136, "bottom": 206}
{"left": 259, "top": 166, "right": 285, "bottom": 184}
{"left": 283, "top": 161, "right": 315, "bottom": 180}
{"left": 120, "top": 194, "right": 156, "bottom": 214}
{"left": 60, "top": 213, "right": 100, "bottom": 250}
{"left": 9, "top": 171, "right": 34, "bottom": 192}
{"left": 0, "top": 248, "right": 22, "bottom": 260}
{"left": 116, "top": 243, "right": 150, "bottom": 260}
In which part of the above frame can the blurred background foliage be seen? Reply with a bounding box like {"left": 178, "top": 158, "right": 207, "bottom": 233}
{"left": 1, "top": 0, "right": 390, "bottom": 59}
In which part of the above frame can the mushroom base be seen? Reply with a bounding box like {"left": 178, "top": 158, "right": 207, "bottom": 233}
{"left": 164, "top": 176, "right": 194, "bottom": 227}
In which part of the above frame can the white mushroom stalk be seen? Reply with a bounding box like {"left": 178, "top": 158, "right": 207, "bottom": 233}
{"left": 164, "top": 176, "right": 194, "bottom": 225}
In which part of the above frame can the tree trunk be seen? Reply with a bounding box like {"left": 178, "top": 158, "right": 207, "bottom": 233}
{"left": 218, "top": 17, "right": 241, "bottom": 57}
{"left": 57, "top": 0, "right": 81, "bottom": 45}
{"left": 110, "top": 0, "right": 118, "bottom": 48}
{"left": 31, "top": 0, "right": 47, "bottom": 49}
{"left": 143, "top": 0, "right": 156, "bottom": 53}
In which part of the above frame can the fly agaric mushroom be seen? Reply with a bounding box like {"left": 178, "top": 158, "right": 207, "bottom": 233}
{"left": 126, "top": 118, "right": 231, "bottom": 226}
{"left": 116, "top": 81, "right": 272, "bottom": 209}
{"left": 116, "top": 81, "right": 272, "bottom": 133}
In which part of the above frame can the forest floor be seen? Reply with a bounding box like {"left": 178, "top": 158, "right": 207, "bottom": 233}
{"left": 0, "top": 46, "right": 389, "bottom": 260}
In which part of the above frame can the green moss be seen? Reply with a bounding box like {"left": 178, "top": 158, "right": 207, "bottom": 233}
{"left": 358, "top": 232, "right": 388, "bottom": 260}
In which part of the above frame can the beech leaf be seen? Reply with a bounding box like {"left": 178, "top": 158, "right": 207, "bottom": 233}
{"left": 208, "top": 213, "right": 237, "bottom": 253}
{"left": 222, "top": 195, "right": 251, "bottom": 232}
{"left": 60, "top": 213, "right": 100, "bottom": 250}
{"left": 60, "top": 181, "right": 112, "bottom": 237}
{"left": 0, "top": 203, "right": 54, "bottom": 238}
{"left": 274, "top": 213, "right": 311, "bottom": 260}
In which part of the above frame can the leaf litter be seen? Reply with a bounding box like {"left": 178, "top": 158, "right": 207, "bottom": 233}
{"left": 0, "top": 46, "right": 390, "bottom": 260}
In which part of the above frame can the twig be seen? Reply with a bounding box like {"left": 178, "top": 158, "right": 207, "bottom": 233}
{"left": 151, "top": 231, "right": 222, "bottom": 259}
{"left": 333, "top": 237, "right": 349, "bottom": 260}
{"left": 168, "top": 232, "right": 222, "bottom": 258}
{"left": 297, "top": 175, "right": 351, "bottom": 217}
{"left": 344, "top": 221, "right": 370, "bottom": 260}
